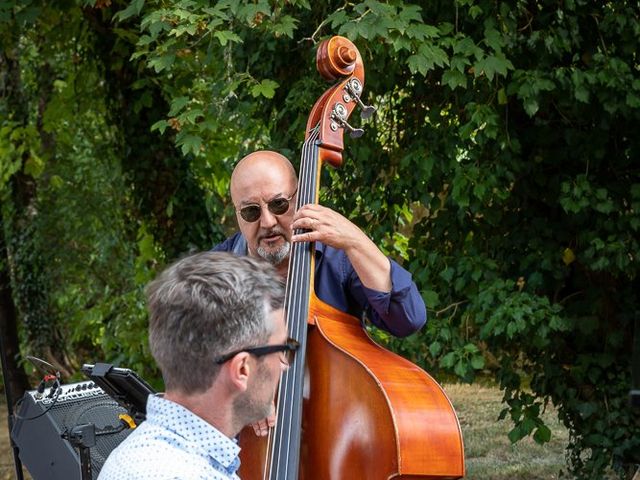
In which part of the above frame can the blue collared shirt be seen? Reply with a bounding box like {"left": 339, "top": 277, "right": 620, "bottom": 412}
{"left": 98, "top": 395, "right": 240, "bottom": 480}
{"left": 213, "top": 233, "right": 427, "bottom": 337}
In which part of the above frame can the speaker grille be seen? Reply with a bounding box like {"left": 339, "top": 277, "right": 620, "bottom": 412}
{"left": 49, "top": 398, "right": 131, "bottom": 473}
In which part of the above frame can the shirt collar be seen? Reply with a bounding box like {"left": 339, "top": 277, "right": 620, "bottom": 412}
{"left": 146, "top": 395, "right": 241, "bottom": 471}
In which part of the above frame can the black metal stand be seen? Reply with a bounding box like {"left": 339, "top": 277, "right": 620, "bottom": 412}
{"left": 632, "top": 316, "right": 640, "bottom": 408}
{"left": 0, "top": 325, "right": 25, "bottom": 480}
{"left": 629, "top": 316, "right": 640, "bottom": 480}
{"left": 65, "top": 424, "right": 96, "bottom": 480}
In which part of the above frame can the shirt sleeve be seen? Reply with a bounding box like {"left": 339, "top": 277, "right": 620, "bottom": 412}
{"left": 350, "top": 258, "right": 427, "bottom": 338}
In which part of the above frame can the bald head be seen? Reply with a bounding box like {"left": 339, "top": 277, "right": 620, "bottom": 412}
{"left": 230, "top": 151, "right": 297, "bottom": 203}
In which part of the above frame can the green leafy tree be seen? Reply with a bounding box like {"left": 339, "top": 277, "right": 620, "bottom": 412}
{"left": 1, "top": 1, "right": 639, "bottom": 477}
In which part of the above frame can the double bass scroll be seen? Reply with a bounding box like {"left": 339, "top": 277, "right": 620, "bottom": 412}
{"left": 239, "top": 35, "right": 465, "bottom": 480}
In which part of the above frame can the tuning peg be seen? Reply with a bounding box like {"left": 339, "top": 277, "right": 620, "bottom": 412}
{"left": 345, "top": 79, "right": 377, "bottom": 119}
{"left": 330, "top": 103, "right": 365, "bottom": 138}
{"left": 356, "top": 99, "right": 376, "bottom": 120}
{"left": 330, "top": 114, "right": 364, "bottom": 138}
{"left": 342, "top": 121, "right": 365, "bottom": 138}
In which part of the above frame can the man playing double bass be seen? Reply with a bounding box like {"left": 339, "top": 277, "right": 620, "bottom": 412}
{"left": 214, "top": 150, "right": 426, "bottom": 374}
{"left": 213, "top": 34, "right": 464, "bottom": 478}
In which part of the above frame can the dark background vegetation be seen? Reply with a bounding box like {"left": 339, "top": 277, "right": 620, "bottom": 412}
{"left": 1, "top": 0, "right": 639, "bottom": 477}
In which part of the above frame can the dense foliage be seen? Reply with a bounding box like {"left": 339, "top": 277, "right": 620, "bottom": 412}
{"left": 1, "top": 0, "right": 639, "bottom": 477}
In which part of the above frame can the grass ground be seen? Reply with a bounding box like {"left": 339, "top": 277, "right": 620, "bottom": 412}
{"left": 444, "top": 383, "right": 570, "bottom": 479}
{"left": 0, "top": 382, "right": 572, "bottom": 480}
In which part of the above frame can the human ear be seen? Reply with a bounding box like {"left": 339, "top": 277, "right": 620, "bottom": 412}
{"left": 227, "top": 353, "right": 251, "bottom": 392}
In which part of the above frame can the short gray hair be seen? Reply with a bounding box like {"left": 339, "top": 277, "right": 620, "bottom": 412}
{"left": 146, "top": 251, "right": 285, "bottom": 393}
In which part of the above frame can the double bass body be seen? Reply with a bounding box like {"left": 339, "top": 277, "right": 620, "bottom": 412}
{"left": 304, "top": 298, "right": 465, "bottom": 479}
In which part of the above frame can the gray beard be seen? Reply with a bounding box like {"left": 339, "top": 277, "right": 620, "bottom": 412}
{"left": 257, "top": 241, "right": 290, "bottom": 266}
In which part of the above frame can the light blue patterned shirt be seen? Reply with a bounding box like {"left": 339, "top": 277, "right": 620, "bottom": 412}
{"left": 98, "top": 395, "right": 241, "bottom": 480}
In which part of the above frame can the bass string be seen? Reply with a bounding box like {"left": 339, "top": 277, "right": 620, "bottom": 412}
{"left": 268, "top": 125, "right": 320, "bottom": 479}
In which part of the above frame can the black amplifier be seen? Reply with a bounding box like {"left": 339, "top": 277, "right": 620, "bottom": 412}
{"left": 11, "top": 380, "right": 132, "bottom": 480}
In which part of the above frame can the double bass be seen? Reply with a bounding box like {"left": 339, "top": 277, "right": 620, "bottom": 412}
{"left": 239, "top": 36, "right": 465, "bottom": 480}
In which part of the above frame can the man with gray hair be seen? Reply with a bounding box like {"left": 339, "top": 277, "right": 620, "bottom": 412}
{"left": 98, "top": 251, "right": 295, "bottom": 480}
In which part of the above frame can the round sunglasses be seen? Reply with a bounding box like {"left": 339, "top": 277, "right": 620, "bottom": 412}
{"left": 237, "top": 189, "right": 297, "bottom": 223}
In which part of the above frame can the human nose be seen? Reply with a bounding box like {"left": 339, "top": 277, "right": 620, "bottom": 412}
{"left": 259, "top": 204, "right": 278, "bottom": 229}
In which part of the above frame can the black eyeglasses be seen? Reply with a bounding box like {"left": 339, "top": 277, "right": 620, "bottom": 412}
{"left": 237, "top": 189, "right": 297, "bottom": 223}
{"left": 215, "top": 338, "right": 300, "bottom": 365}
